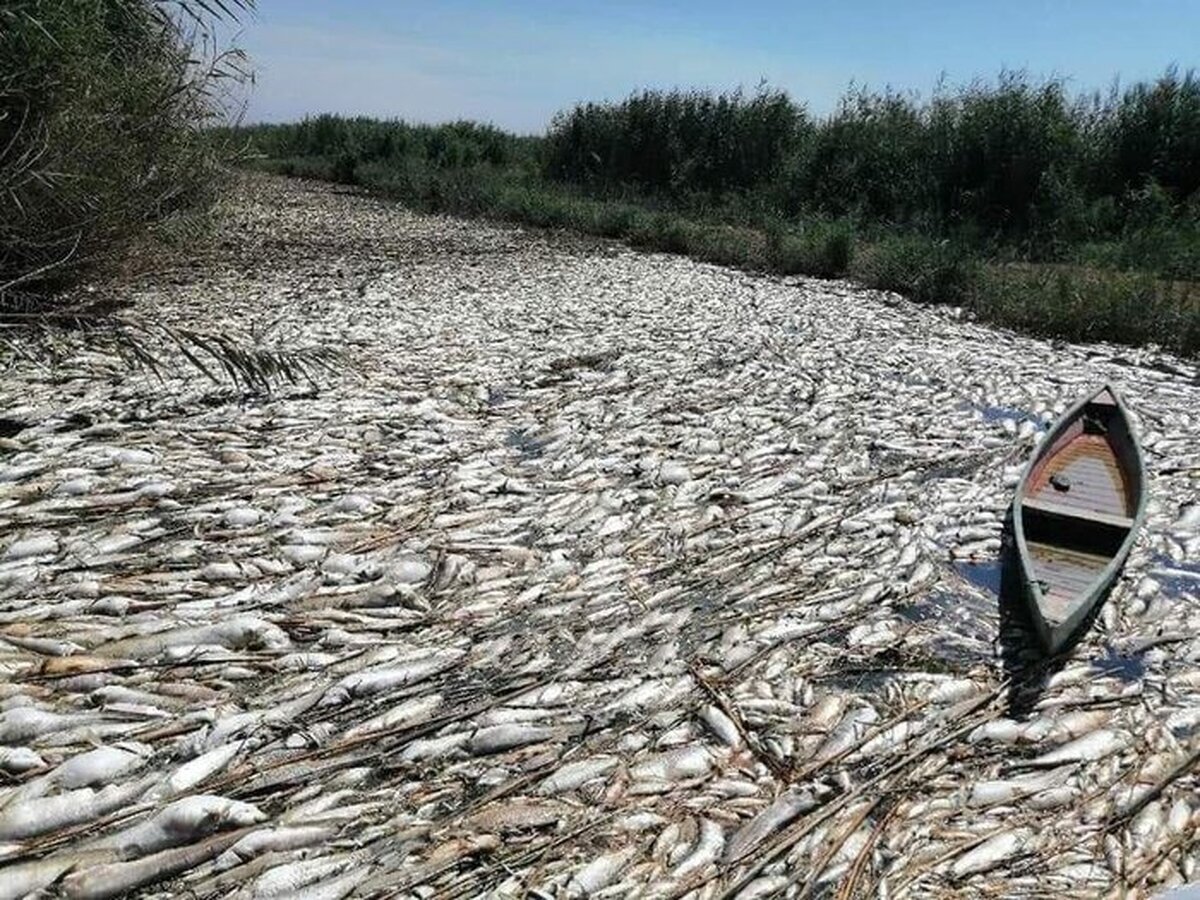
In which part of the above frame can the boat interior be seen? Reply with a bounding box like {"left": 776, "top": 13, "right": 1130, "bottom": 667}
{"left": 1020, "top": 388, "right": 1140, "bottom": 623}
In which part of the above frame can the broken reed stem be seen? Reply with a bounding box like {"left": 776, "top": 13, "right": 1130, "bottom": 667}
{"left": 835, "top": 800, "right": 900, "bottom": 900}
{"left": 1108, "top": 745, "right": 1200, "bottom": 830}
{"left": 793, "top": 795, "right": 881, "bottom": 900}
{"left": 691, "top": 660, "right": 790, "bottom": 780}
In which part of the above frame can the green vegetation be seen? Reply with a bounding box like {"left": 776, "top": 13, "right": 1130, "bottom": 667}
{"left": 236, "top": 70, "right": 1200, "bottom": 354}
{"left": 543, "top": 74, "right": 1200, "bottom": 278}
{"left": 0, "top": 0, "right": 251, "bottom": 295}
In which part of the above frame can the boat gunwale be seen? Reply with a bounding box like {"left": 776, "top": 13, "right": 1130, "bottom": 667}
{"left": 1010, "top": 382, "right": 1148, "bottom": 652}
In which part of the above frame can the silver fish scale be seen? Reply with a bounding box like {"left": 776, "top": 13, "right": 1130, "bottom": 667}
{"left": 0, "top": 174, "right": 1198, "bottom": 899}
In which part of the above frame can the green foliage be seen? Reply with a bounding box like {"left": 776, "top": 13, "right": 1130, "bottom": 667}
{"left": 972, "top": 266, "right": 1198, "bottom": 350}
{"left": 238, "top": 115, "right": 536, "bottom": 174}
{"left": 765, "top": 220, "right": 855, "bottom": 277}
{"left": 797, "top": 88, "right": 928, "bottom": 222}
{"left": 0, "top": 0, "right": 252, "bottom": 293}
{"left": 853, "top": 237, "right": 979, "bottom": 306}
{"left": 1088, "top": 68, "right": 1200, "bottom": 206}
{"left": 544, "top": 87, "right": 803, "bottom": 195}
{"left": 928, "top": 75, "right": 1081, "bottom": 243}
{"left": 540, "top": 72, "right": 1200, "bottom": 277}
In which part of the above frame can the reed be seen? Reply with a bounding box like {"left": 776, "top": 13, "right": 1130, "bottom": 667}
{"left": 0, "top": 0, "right": 252, "bottom": 296}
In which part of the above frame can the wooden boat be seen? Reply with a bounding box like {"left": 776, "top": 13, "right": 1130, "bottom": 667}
{"left": 1011, "top": 384, "right": 1147, "bottom": 653}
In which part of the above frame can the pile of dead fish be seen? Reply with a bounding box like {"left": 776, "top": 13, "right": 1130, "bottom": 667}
{"left": 1, "top": 174, "right": 1199, "bottom": 898}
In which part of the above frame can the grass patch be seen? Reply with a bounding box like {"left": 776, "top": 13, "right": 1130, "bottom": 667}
{"left": 853, "top": 237, "right": 978, "bottom": 306}
{"left": 973, "top": 266, "right": 1200, "bottom": 348}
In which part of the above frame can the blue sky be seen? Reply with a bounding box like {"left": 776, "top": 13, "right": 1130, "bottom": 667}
{"left": 233, "top": 1, "right": 1199, "bottom": 133}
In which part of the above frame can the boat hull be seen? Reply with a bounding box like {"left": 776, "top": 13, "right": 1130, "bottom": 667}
{"left": 1010, "top": 384, "right": 1147, "bottom": 653}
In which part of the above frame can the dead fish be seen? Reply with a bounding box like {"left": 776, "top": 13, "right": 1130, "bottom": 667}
{"left": 423, "top": 833, "right": 502, "bottom": 866}
{"left": 733, "top": 875, "right": 791, "bottom": 899}
{"left": 250, "top": 852, "right": 361, "bottom": 899}
{"left": 462, "top": 800, "right": 565, "bottom": 834}
{"left": 1026, "top": 710, "right": 1110, "bottom": 745}
{"left": 848, "top": 719, "right": 923, "bottom": 761}
{"left": 927, "top": 678, "right": 982, "bottom": 705}
{"left": 699, "top": 705, "right": 743, "bottom": 749}
{"left": 967, "top": 769, "right": 1066, "bottom": 807}
{"left": 91, "top": 795, "right": 265, "bottom": 855}
{"left": 968, "top": 719, "right": 1026, "bottom": 745}
{"left": 0, "top": 707, "right": 103, "bottom": 744}
{"left": 1025, "top": 786, "right": 1078, "bottom": 811}
{"left": 344, "top": 694, "right": 442, "bottom": 739}
{"left": 653, "top": 819, "right": 696, "bottom": 865}
{"left": 467, "top": 723, "right": 568, "bottom": 755}
{"left": 62, "top": 827, "right": 250, "bottom": 900}
{"left": 1025, "top": 730, "right": 1130, "bottom": 768}
{"left": 3, "top": 171, "right": 1198, "bottom": 900}
{"left": 286, "top": 865, "right": 371, "bottom": 900}
{"left": 949, "top": 828, "right": 1033, "bottom": 878}
{"left": 804, "top": 695, "right": 848, "bottom": 734}
{"left": 0, "top": 746, "right": 45, "bottom": 774}
{"left": 2, "top": 534, "right": 58, "bottom": 560}
{"left": 1130, "top": 800, "right": 1167, "bottom": 849}
{"left": 0, "top": 850, "right": 115, "bottom": 900}
{"left": 566, "top": 848, "right": 637, "bottom": 897}
{"left": 630, "top": 745, "right": 714, "bottom": 784}
{"left": 724, "top": 786, "right": 821, "bottom": 862}
{"left": 399, "top": 732, "right": 470, "bottom": 762}
{"left": 1, "top": 633, "right": 84, "bottom": 656}
{"left": 93, "top": 617, "right": 289, "bottom": 659}
{"left": 814, "top": 704, "right": 879, "bottom": 761}
{"left": 215, "top": 825, "right": 338, "bottom": 871}
{"left": 320, "top": 650, "right": 464, "bottom": 706}
{"left": 605, "top": 676, "right": 694, "bottom": 712}
{"left": 671, "top": 818, "right": 724, "bottom": 878}
{"left": 537, "top": 756, "right": 619, "bottom": 795}
{"left": 49, "top": 742, "right": 151, "bottom": 789}
{"left": 0, "top": 775, "right": 154, "bottom": 841}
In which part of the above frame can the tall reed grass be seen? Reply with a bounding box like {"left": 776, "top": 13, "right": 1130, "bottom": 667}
{"left": 0, "top": 0, "right": 252, "bottom": 295}
{"left": 545, "top": 73, "right": 1200, "bottom": 275}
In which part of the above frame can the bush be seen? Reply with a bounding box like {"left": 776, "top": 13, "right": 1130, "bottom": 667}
{"left": 331, "top": 152, "right": 359, "bottom": 185}
{"left": 538, "top": 70, "right": 1200, "bottom": 265}
{"left": 765, "top": 221, "right": 855, "bottom": 277}
{"left": 853, "top": 237, "right": 979, "bottom": 306}
{"left": 1090, "top": 68, "right": 1200, "bottom": 206}
{"left": 797, "top": 88, "right": 928, "bottom": 222}
{"left": 544, "top": 87, "right": 804, "bottom": 195}
{"left": 928, "top": 74, "right": 1081, "bottom": 242}
{"left": 0, "top": 1, "right": 252, "bottom": 293}
{"left": 238, "top": 116, "right": 536, "bottom": 175}
{"left": 974, "top": 265, "right": 1198, "bottom": 352}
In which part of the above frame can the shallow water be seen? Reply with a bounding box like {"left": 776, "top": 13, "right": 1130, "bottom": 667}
{"left": 1095, "top": 642, "right": 1148, "bottom": 683}
{"left": 954, "top": 558, "right": 1004, "bottom": 595}
{"left": 968, "top": 402, "right": 1035, "bottom": 425}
